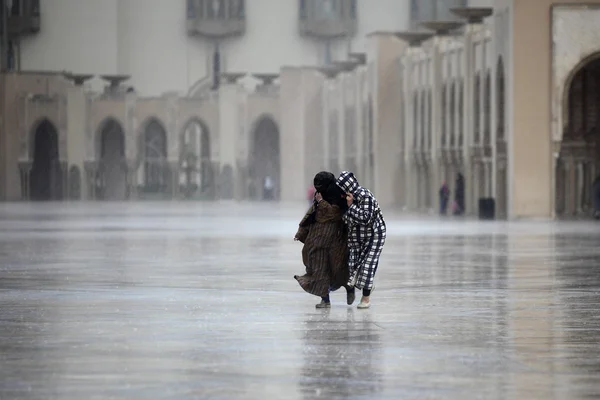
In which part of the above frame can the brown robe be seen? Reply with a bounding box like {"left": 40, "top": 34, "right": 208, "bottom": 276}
{"left": 294, "top": 200, "right": 349, "bottom": 297}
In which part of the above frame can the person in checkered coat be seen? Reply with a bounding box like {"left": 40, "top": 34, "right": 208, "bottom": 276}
{"left": 336, "top": 171, "right": 386, "bottom": 309}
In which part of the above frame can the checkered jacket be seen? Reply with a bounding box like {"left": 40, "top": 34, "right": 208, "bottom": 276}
{"left": 336, "top": 171, "right": 386, "bottom": 290}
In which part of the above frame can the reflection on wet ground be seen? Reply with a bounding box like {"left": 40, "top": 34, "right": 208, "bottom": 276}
{"left": 0, "top": 202, "right": 599, "bottom": 399}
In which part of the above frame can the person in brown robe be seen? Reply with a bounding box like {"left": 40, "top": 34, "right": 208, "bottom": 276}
{"left": 294, "top": 172, "right": 355, "bottom": 308}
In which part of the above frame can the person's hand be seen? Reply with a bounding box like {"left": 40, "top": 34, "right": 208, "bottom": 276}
{"left": 315, "top": 192, "right": 323, "bottom": 203}
{"left": 294, "top": 236, "right": 299, "bottom": 241}
{"left": 346, "top": 192, "right": 354, "bottom": 207}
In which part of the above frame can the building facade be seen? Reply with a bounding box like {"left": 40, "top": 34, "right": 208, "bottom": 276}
{"left": 10, "top": 0, "right": 408, "bottom": 96}
{"left": 1, "top": 0, "right": 600, "bottom": 220}
{"left": 285, "top": 0, "right": 600, "bottom": 219}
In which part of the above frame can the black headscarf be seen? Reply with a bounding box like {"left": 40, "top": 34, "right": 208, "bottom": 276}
{"left": 314, "top": 171, "right": 335, "bottom": 193}
{"left": 313, "top": 171, "right": 348, "bottom": 212}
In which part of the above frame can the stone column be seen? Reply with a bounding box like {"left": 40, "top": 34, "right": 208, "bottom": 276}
{"left": 462, "top": 26, "right": 475, "bottom": 216}
{"left": 126, "top": 161, "right": 138, "bottom": 201}
{"left": 17, "top": 161, "right": 32, "bottom": 201}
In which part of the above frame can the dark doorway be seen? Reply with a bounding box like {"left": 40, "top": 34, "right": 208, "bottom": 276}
{"left": 30, "top": 120, "right": 62, "bottom": 201}
{"left": 142, "top": 119, "right": 168, "bottom": 195}
{"left": 557, "top": 56, "right": 600, "bottom": 217}
{"left": 250, "top": 116, "right": 280, "bottom": 201}
{"left": 98, "top": 119, "right": 127, "bottom": 200}
{"left": 179, "top": 120, "right": 213, "bottom": 199}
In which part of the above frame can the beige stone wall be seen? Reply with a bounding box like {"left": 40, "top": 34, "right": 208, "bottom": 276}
{"left": 369, "top": 33, "right": 406, "bottom": 208}
{"left": 509, "top": 0, "right": 600, "bottom": 218}
{"left": 279, "top": 67, "right": 306, "bottom": 201}
{"left": 0, "top": 72, "right": 246, "bottom": 201}
{"left": 511, "top": 0, "right": 553, "bottom": 218}
{"left": 2, "top": 73, "right": 70, "bottom": 200}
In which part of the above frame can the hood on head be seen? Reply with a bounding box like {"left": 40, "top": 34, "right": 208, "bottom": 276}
{"left": 336, "top": 171, "right": 360, "bottom": 195}
{"left": 313, "top": 171, "right": 336, "bottom": 193}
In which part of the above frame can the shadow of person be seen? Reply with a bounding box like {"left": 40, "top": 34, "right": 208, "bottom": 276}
{"left": 298, "top": 308, "right": 384, "bottom": 399}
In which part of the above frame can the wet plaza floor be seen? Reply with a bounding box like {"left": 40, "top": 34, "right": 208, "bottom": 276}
{"left": 0, "top": 202, "right": 600, "bottom": 399}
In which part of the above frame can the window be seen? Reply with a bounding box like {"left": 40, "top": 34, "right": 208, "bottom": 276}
{"left": 349, "top": 0, "right": 357, "bottom": 18}
{"left": 319, "top": 0, "right": 340, "bottom": 20}
{"left": 11, "top": 0, "right": 21, "bottom": 17}
{"left": 198, "top": 0, "right": 205, "bottom": 18}
{"left": 187, "top": 0, "right": 196, "bottom": 18}
{"left": 300, "top": 0, "right": 307, "bottom": 19}
{"left": 496, "top": 58, "right": 505, "bottom": 141}
{"left": 230, "top": 0, "right": 244, "bottom": 18}
{"left": 484, "top": 71, "right": 491, "bottom": 146}
{"left": 31, "top": 0, "right": 40, "bottom": 16}
{"left": 208, "top": 0, "right": 225, "bottom": 19}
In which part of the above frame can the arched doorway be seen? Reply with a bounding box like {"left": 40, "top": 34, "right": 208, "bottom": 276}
{"left": 179, "top": 120, "right": 213, "bottom": 199}
{"left": 30, "top": 120, "right": 63, "bottom": 201}
{"left": 140, "top": 119, "right": 168, "bottom": 196}
{"left": 496, "top": 57, "right": 508, "bottom": 219}
{"left": 250, "top": 115, "right": 280, "bottom": 201}
{"left": 556, "top": 56, "right": 600, "bottom": 218}
{"left": 98, "top": 119, "right": 127, "bottom": 201}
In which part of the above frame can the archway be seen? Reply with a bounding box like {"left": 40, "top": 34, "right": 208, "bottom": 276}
{"left": 30, "top": 120, "right": 63, "bottom": 201}
{"left": 179, "top": 120, "right": 213, "bottom": 199}
{"left": 496, "top": 57, "right": 508, "bottom": 219}
{"left": 556, "top": 56, "right": 600, "bottom": 217}
{"left": 98, "top": 119, "right": 127, "bottom": 201}
{"left": 250, "top": 115, "right": 280, "bottom": 201}
{"left": 140, "top": 119, "right": 168, "bottom": 196}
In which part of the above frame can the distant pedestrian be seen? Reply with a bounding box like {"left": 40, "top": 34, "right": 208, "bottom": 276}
{"left": 439, "top": 181, "right": 450, "bottom": 216}
{"left": 263, "top": 176, "right": 274, "bottom": 200}
{"left": 454, "top": 173, "right": 465, "bottom": 216}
